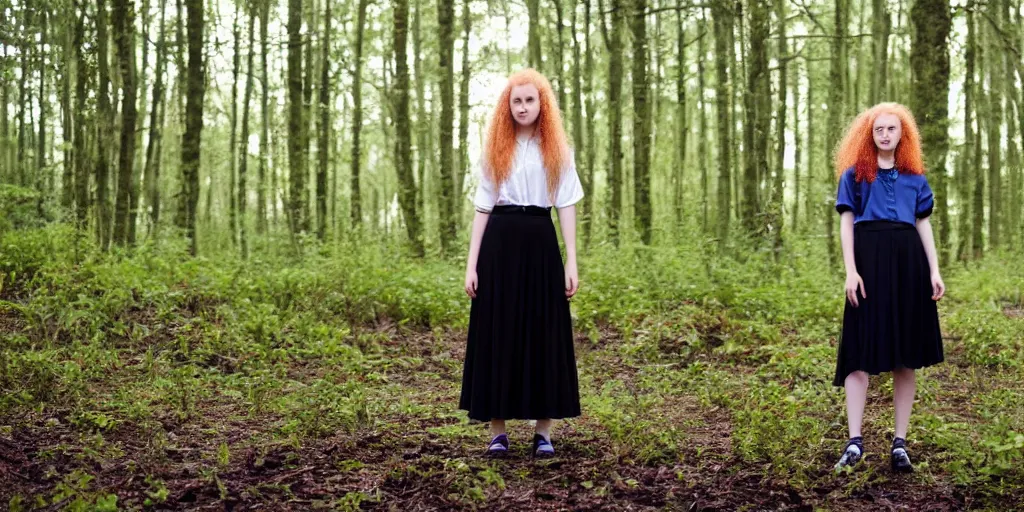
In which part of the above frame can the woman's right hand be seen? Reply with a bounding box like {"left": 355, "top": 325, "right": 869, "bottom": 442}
{"left": 465, "top": 269, "right": 478, "bottom": 299}
{"left": 845, "top": 272, "right": 866, "bottom": 307}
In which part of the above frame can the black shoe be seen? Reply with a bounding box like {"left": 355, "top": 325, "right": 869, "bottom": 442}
{"left": 834, "top": 437, "right": 863, "bottom": 472}
{"left": 532, "top": 434, "right": 555, "bottom": 458}
{"left": 891, "top": 437, "right": 913, "bottom": 473}
{"left": 485, "top": 434, "right": 509, "bottom": 458}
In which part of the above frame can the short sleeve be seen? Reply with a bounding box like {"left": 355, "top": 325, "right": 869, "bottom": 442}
{"left": 472, "top": 162, "right": 497, "bottom": 213}
{"left": 916, "top": 177, "right": 934, "bottom": 218}
{"left": 835, "top": 168, "right": 857, "bottom": 214}
{"left": 554, "top": 154, "right": 584, "bottom": 208}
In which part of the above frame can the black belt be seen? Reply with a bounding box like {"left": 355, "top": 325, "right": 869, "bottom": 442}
{"left": 491, "top": 205, "right": 552, "bottom": 217}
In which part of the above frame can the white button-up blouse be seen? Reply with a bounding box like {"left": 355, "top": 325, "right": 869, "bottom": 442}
{"left": 472, "top": 135, "right": 585, "bottom": 213}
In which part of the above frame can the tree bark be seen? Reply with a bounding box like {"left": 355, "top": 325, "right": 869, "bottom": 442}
{"left": 631, "top": 0, "right": 652, "bottom": 244}
{"left": 583, "top": 0, "right": 597, "bottom": 246}
{"left": 909, "top": 0, "right": 950, "bottom": 264}
{"left": 258, "top": 0, "right": 270, "bottom": 234}
{"left": 741, "top": 0, "right": 768, "bottom": 238}
{"left": 350, "top": 0, "right": 370, "bottom": 228}
{"left": 673, "top": 1, "right": 687, "bottom": 227}
{"left": 527, "top": 0, "right": 543, "bottom": 69}
{"left": 287, "top": 0, "right": 310, "bottom": 234}
{"left": 239, "top": 4, "right": 257, "bottom": 255}
{"left": 826, "top": 0, "right": 848, "bottom": 266}
{"left": 112, "top": 0, "right": 139, "bottom": 247}
{"left": 437, "top": 0, "right": 458, "bottom": 252}
{"left": 145, "top": 0, "right": 168, "bottom": 235}
{"left": 770, "top": 0, "right": 786, "bottom": 255}
{"left": 456, "top": 0, "right": 471, "bottom": 207}
{"left": 599, "top": 0, "right": 625, "bottom": 244}
{"left": 870, "top": 0, "right": 890, "bottom": 103}
{"left": 394, "top": 0, "right": 425, "bottom": 256}
{"left": 179, "top": 0, "right": 206, "bottom": 256}
{"left": 314, "top": 0, "right": 330, "bottom": 242}
{"left": 711, "top": 0, "right": 732, "bottom": 243}
{"left": 73, "top": 1, "right": 90, "bottom": 228}
{"left": 95, "top": 0, "right": 113, "bottom": 248}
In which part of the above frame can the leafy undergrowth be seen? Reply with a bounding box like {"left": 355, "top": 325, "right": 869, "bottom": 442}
{"left": 1, "top": 226, "right": 1022, "bottom": 510}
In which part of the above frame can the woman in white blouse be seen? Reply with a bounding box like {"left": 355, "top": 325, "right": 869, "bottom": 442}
{"left": 459, "top": 69, "right": 584, "bottom": 459}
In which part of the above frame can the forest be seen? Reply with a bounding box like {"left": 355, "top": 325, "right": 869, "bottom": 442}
{"left": 0, "top": 0, "right": 1023, "bottom": 509}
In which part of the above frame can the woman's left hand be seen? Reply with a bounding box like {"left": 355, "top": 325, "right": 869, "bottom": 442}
{"left": 931, "top": 272, "right": 945, "bottom": 301}
{"left": 565, "top": 260, "right": 579, "bottom": 299}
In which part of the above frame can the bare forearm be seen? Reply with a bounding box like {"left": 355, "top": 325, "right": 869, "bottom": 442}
{"left": 557, "top": 205, "right": 578, "bottom": 263}
{"left": 466, "top": 211, "right": 490, "bottom": 271}
{"left": 916, "top": 217, "right": 940, "bottom": 275}
{"left": 840, "top": 212, "right": 857, "bottom": 275}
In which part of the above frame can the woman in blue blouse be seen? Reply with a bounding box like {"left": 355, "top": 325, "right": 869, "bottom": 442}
{"left": 831, "top": 103, "right": 945, "bottom": 474}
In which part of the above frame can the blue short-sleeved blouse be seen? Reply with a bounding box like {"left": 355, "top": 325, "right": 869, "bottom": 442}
{"left": 835, "top": 166, "right": 934, "bottom": 225}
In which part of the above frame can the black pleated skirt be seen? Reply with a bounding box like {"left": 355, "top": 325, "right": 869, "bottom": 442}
{"left": 833, "top": 221, "right": 944, "bottom": 386}
{"left": 459, "top": 205, "right": 581, "bottom": 421}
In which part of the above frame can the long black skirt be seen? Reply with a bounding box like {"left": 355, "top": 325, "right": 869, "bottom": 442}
{"left": 459, "top": 205, "right": 581, "bottom": 421}
{"left": 833, "top": 221, "right": 944, "bottom": 387}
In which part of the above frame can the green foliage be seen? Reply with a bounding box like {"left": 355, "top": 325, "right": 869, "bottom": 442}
{"left": 1, "top": 227, "right": 1023, "bottom": 506}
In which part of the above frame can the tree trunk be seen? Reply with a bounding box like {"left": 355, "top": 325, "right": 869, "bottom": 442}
{"left": 350, "top": 0, "right": 370, "bottom": 228}
{"left": 826, "top": 0, "right": 849, "bottom": 266}
{"left": 238, "top": 5, "right": 257, "bottom": 256}
{"left": 413, "top": 0, "right": 428, "bottom": 229}
{"left": 741, "top": 0, "right": 768, "bottom": 238}
{"left": 16, "top": 0, "right": 32, "bottom": 187}
{"left": 554, "top": 0, "right": 566, "bottom": 111}
{"left": 145, "top": 0, "right": 168, "bottom": 236}
{"left": 870, "top": 0, "right": 890, "bottom": 103}
{"left": 527, "top": 0, "right": 543, "bottom": 69}
{"left": 712, "top": 1, "right": 732, "bottom": 243}
{"left": 909, "top": 0, "right": 950, "bottom": 264}
{"left": 394, "top": 0, "right": 425, "bottom": 256}
{"left": 970, "top": 2, "right": 985, "bottom": 259}
{"left": 179, "top": 0, "right": 206, "bottom": 256}
{"left": 792, "top": 57, "right": 801, "bottom": 231}
{"left": 314, "top": 0, "right": 331, "bottom": 242}
{"left": 770, "top": 0, "right": 786, "bottom": 255}
{"left": 673, "top": 1, "right": 687, "bottom": 227}
{"left": 805, "top": 55, "right": 815, "bottom": 229}
{"left": 572, "top": 0, "right": 587, "bottom": 230}
{"left": 0, "top": 6, "right": 8, "bottom": 183}
{"left": 37, "top": 7, "right": 48, "bottom": 194}
{"left": 60, "top": 5, "right": 74, "bottom": 208}
{"left": 985, "top": 7, "right": 1002, "bottom": 249}
{"left": 631, "top": 0, "right": 652, "bottom": 244}
{"left": 456, "top": 0, "right": 471, "bottom": 206}
{"left": 599, "top": 0, "right": 625, "bottom": 244}
{"left": 73, "top": 1, "right": 90, "bottom": 228}
{"left": 112, "top": 0, "right": 139, "bottom": 247}
{"left": 96, "top": 0, "right": 113, "bottom": 249}
{"left": 258, "top": 0, "right": 270, "bottom": 234}
{"left": 437, "top": 0, "right": 458, "bottom": 252}
{"left": 698, "top": 7, "right": 709, "bottom": 232}
{"left": 957, "top": 1, "right": 975, "bottom": 260}
{"left": 288, "top": 0, "right": 309, "bottom": 234}
{"left": 228, "top": 7, "right": 241, "bottom": 245}
{"left": 583, "top": 0, "right": 597, "bottom": 246}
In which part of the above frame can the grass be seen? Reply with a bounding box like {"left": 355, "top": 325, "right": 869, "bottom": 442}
{"left": 1, "top": 224, "right": 1022, "bottom": 510}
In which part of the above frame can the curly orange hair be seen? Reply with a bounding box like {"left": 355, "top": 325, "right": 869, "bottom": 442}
{"left": 483, "top": 69, "right": 570, "bottom": 198}
{"left": 833, "top": 102, "right": 926, "bottom": 183}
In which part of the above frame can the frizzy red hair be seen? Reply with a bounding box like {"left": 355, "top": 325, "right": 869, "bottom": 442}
{"left": 833, "top": 102, "right": 926, "bottom": 183}
{"left": 483, "top": 68, "right": 570, "bottom": 198}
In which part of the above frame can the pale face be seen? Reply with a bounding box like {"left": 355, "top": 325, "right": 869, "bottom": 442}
{"left": 509, "top": 84, "right": 541, "bottom": 127}
{"left": 872, "top": 113, "right": 902, "bottom": 153}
